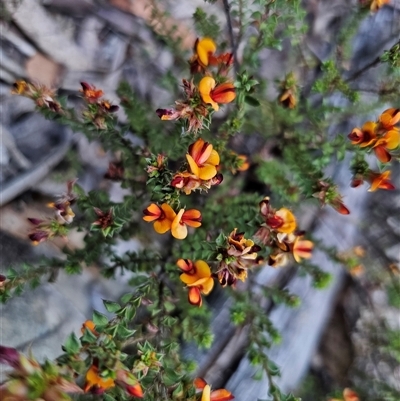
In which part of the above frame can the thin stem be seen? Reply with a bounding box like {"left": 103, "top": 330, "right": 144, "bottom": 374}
{"left": 344, "top": 56, "right": 380, "bottom": 83}
{"left": 223, "top": 0, "right": 240, "bottom": 74}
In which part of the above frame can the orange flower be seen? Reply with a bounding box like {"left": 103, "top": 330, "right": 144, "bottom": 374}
{"left": 292, "top": 235, "right": 314, "bottom": 263}
{"left": 379, "top": 108, "right": 400, "bottom": 130}
{"left": 143, "top": 203, "right": 175, "bottom": 234}
{"left": 194, "top": 378, "right": 234, "bottom": 401}
{"left": 186, "top": 138, "right": 220, "bottom": 180}
{"left": 370, "top": 0, "right": 390, "bottom": 11}
{"left": 178, "top": 260, "right": 214, "bottom": 306}
{"left": 84, "top": 365, "right": 115, "bottom": 393}
{"left": 196, "top": 38, "right": 217, "bottom": 67}
{"left": 279, "top": 88, "right": 297, "bottom": 109}
{"left": 171, "top": 172, "right": 202, "bottom": 195}
{"left": 143, "top": 204, "right": 201, "bottom": 239}
{"left": 343, "top": 388, "right": 359, "bottom": 401}
{"left": 268, "top": 251, "right": 290, "bottom": 268}
{"left": 331, "top": 198, "right": 350, "bottom": 215}
{"left": 11, "top": 80, "right": 29, "bottom": 95}
{"left": 329, "top": 388, "right": 359, "bottom": 401}
{"left": 368, "top": 170, "right": 395, "bottom": 192}
{"left": 266, "top": 208, "right": 297, "bottom": 234}
{"left": 171, "top": 209, "right": 202, "bottom": 239}
{"left": 81, "top": 320, "right": 98, "bottom": 336}
{"left": 373, "top": 129, "right": 400, "bottom": 163}
{"left": 116, "top": 369, "right": 143, "bottom": 398}
{"left": 80, "top": 82, "right": 104, "bottom": 103}
{"left": 199, "top": 77, "right": 236, "bottom": 111}
{"left": 348, "top": 121, "right": 377, "bottom": 147}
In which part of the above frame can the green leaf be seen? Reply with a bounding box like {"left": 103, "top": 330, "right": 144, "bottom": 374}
{"left": 92, "top": 310, "right": 109, "bottom": 326}
{"left": 117, "top": 325, "right": 136, "bottom": 339}
{"left": 6, "top": 268, "right": 18, "bottom": 280}
{"left": 63, "top": 333, "right": 80, "bottom": 354}
{"left": 267, "top": 360, "right": 281, "bottom": 376}
{"left": 245, "top": 96, "right": 261, "bottom": 107}
{"left": 103, "top": 300, "right": 121, "bottom": 313}
{"left": 121, "top": 293, "right": 133, "bottom": 304}
{"left": 81, "top": 328, "right": 98, "bottom": 344}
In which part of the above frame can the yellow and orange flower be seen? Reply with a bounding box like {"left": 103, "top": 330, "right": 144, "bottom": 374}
{"left": 143, "top": 203, "right": 175, "bottom": 234}
{"left": 189, "top": 38, "right": 233, "bottom": 73}
{"left": 178, "top": 259, "right": 214, "bottom": 306}
{"left": 171, "top": 208, "right": 202, "bottom": 239}
{"left": 81, "top": 320, "right": 98, "bottom": 336}
{"left": 292, "top": 235, "right": 314, "bottom": 263}
{"left": 348, "top": 121, "right": 377, "bottom": 147}
{"left": 217, "top": 229, "right": 262, "bottom": 286}
{"left": 199, "top": 77, "right": 236, "bottom": 111}
{"left": 186, "top": 138, "right": 220, "bottom": 180}
{"left": 80, "top": 82, "right": 104, "bottom": 103}
{"left": 11, "top": 80, "right": 30, "bottom": 95}
{"left": 368, "top": 170, "right": 395, "bottom": 192}
{"left": 195, "top": 38, "right": 217, "bottom": 68}
{"left": 84, "top": 365, "right": 115, "bottom": 393}
{"left": 379, "top": 108, "right": 400, "bottom": 130}
{"left": 268, "top": 251, "right": 290, "bottom": 268}
{"left": 329, "top": 387, "right": 359, "bottom": 401}
{"left": 115, "top": 369, "right": 143, "bottom": 398}
{"left": 266, "top": 208, "right": 297, "bottom": 234}
{"left": 194, "top": 378, "right": 234, "bottom": 401}
{"left": 279, "top": 88, "right": 297, "bottom": 109}
{"left": 372, "top": 129, "right": 400, "bottom": 163}
{"left": 143, "top": 204, "right": 202, "bottom": 239}
{"left": 369, "top": 0, "right": 390, "bottom": 12}
{"left": 171, "top": 172, "right": 202, "bottom": 195}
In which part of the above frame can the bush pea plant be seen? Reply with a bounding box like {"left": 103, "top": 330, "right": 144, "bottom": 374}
{"left": 1, "top": 0, "right": 399, "bottom": 400}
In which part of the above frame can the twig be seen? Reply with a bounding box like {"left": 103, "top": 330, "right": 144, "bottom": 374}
{"left": 344, "top": 56, "right": 381, "bottom": 83}
{"left": 222, "top": 0, "right": 240, "bottom": 74}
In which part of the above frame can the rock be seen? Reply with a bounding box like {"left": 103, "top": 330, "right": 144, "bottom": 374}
{"left": 110, "top": 0, "right": 196, "bottom": 50}
{"left": 5, "top": 0, "right": 91, "bottom": 71}
{"left": 26, "top": 53, "right": 63, "bottom": 87}
{"left": 0, "top": 283, "right": 85, "bottom": 351}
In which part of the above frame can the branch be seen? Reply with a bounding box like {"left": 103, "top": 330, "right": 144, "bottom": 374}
{"left": 222, "top": 0, "right": 240, "bottom": 74}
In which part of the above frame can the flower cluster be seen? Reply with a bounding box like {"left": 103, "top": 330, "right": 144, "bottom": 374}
{"left": 171, "top": 138, "right": 223, "bottom": 195}
{"left": 156, "top": 38, "right": 236, "bottom": 133}
{"left": 349, "top": 108, "right": 399, "bottom": 191}
{"left": 312, "top": 179, "right": 350, "bottom": 214}
{"left": 81, "top": 321, "right": 144, "bottom": 397}
{"left": 143, "top": 203, "right": 201, "bottom": 240}
{"left": 278, "top": 72, "right": 298, "bottom": 109}
{"left": 12, "top": 80, "right": 62, "bottom": 112}
{"left": 216, "top": 228, "right": 263, "bottom": 287}
{"left": 0, "top": 345, "right": 81, "bottom": 401}
{"left": 177, "top": 259, "right": 214, "bottom": 306}
{"left": 91, "top": 207, "right": 124, "bottom": 237}
{"left": 176, "top": 229, "right": 264, "bottom": 306}
{"left": 337, "top": 246, "right": 365, "bottom": 277}
{"left": 80, "top": 82, "right": 119, "bottom": 129}
{"left": 28, "top": 180, "right": 77, "bottom": 245}
{"left": 254, "top": 197, "right": 313, "bottom": 267}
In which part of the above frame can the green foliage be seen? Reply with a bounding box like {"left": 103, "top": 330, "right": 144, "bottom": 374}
{"left": 193, "top": 8, "right": 221, "bottom": 39}
{"left": 381, "top": 40, "right": 400, "bottom": 68}
{"left": 2, "top": 2, "right": 400, "bottom": 401}
{"left": 312, "top": 60, "right": 359, "bottom": 102}
{"left": 387, "top": 280, "right": 400, "bottom": 308}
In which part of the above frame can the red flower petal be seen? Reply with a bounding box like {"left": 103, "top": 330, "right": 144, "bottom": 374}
{"left": 188, "top": 287, "right": 202, "bottom": 306}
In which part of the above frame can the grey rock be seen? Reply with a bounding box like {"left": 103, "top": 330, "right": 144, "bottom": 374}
{"left": 0, "top": 283, "right": 84, "bottom": 350}
{"left": 5, "top": 0, "right": 91, "bottom": 71}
